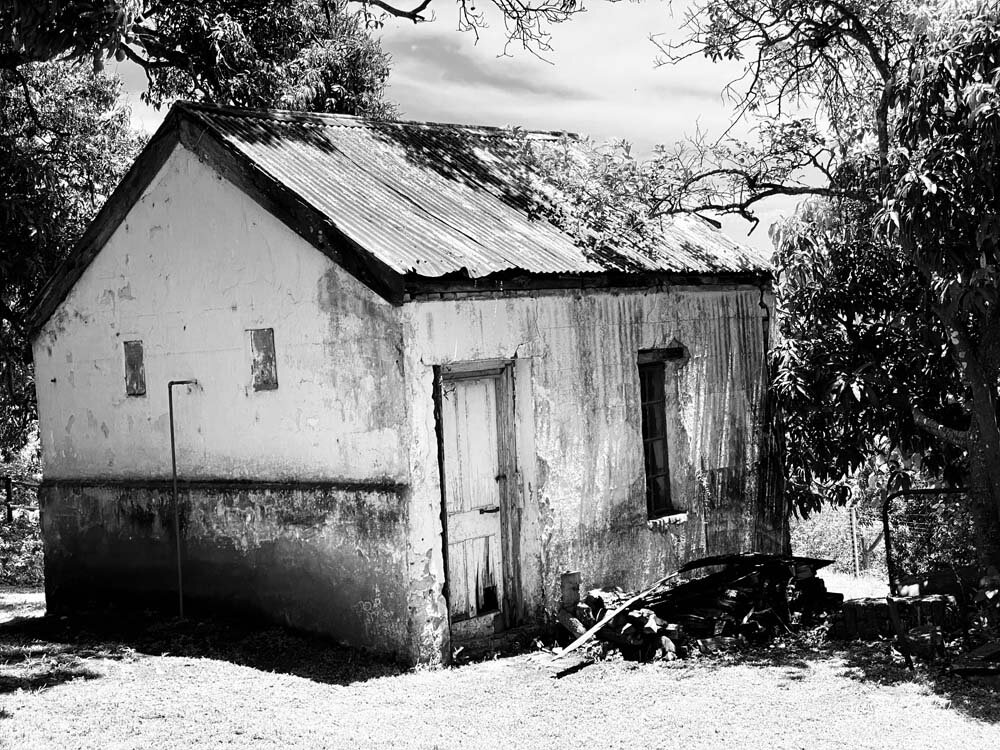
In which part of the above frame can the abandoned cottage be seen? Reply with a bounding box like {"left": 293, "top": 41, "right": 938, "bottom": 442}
{"left": 28, "top": 102, "right": 785, "bottom": 664}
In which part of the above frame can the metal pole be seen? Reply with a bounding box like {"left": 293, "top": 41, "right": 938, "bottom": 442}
{"left": 168, "top": 379, "right": 198, "bottom": 618}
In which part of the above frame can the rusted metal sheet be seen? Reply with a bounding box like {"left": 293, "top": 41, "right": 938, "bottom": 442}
{"left": 123, "top": 340, "right": 145, "bottom": 396}
{"left": 181, "top": 104, "right": 770, "bottom": 279}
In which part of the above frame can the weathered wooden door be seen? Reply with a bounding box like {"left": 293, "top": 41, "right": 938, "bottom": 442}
{"left": 438, "top": 364, "right": 517, "bottom": 641}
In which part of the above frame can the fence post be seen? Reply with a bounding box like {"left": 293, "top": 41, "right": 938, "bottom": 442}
{"left": 4, "top": 476, "right": 12, "bottom": 524}
{"left": 849, "top": 505, "right": 860, "bottom": 577}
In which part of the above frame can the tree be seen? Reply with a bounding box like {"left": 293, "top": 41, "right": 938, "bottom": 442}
{"left": 0, "top": 63, "right": 144, "bottom": 457}
{"left": 1, "top": 2, "right": 395, "bottom": 116}
{"left": 0, "top": 0, "right": 582, "bottom": 75}
{"left": 124, "top": 1, "right": 395, "bottom": 115}
{"left": 887, "top": 2, "right": 1000, "bottom": 561}
{"left": 643, "top": 1, "right": 1000, "bottom": 565}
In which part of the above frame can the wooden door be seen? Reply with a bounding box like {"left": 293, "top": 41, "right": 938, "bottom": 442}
{"left": 438, "top": 366, "right": 516, "bottom": 641}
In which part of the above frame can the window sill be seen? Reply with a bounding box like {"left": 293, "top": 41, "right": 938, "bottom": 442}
{"left": 646, "top": 512, "right": 688, "bottom": 530}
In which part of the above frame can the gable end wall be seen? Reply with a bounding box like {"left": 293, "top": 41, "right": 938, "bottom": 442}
{"left": 32, "top": 144, "right": 414, "bottom": 658}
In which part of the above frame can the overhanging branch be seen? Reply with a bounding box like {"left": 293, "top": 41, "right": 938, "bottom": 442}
{"left": 913, "top": 407, "right": 969, "bottom": 448}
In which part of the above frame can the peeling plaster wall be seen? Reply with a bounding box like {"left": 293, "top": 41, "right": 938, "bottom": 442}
{"left": 403, "top": 286, "right": 783, "bottom": 640}
{"left": 31, "top": 145, "right": 414, "bottom": 658}
{"left": 32, "top": 145, "right": 407, "bottom": 483}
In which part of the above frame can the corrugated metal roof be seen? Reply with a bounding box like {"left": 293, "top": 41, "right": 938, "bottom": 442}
{"left": 182, "top": 103, "right": 770, "bottom": 278}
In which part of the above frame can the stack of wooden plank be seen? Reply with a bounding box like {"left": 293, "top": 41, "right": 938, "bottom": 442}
{"left": 559, "top": 553, "right": 841, "bottom": 663}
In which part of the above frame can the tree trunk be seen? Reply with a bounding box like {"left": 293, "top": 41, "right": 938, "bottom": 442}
{"left": 966, "top": 392, "right": 1000, "bottom": 568}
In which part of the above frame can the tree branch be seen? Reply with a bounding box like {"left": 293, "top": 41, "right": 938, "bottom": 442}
{"left": 913, "top": 406, "right": 969, "bottom": 448}
{"left": 353, "top": 0, "right": 433, "bottom": 22}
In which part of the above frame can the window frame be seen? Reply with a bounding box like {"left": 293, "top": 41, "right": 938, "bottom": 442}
{"left": 123, "top": 340, "right": 146, "bottom": 397}
{"left": 248, "top": 327, "right": 279, "bottom": 392}
{"left": 637, "top": 346, "right": 687, "bottom": 520}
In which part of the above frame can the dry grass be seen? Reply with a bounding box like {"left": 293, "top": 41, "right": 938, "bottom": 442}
{"left": 1, "top": 590, "right": 998, "bottom": 749}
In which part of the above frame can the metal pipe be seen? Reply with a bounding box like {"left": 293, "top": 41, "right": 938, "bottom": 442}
{"left": 882, "top": 486, "right": 965, "bottom": 595}
{"left": 849, "top": 505, "right": 860, "bottom": 577}
{"left": 168, "top": 379, "right": 198, "bottom": 618}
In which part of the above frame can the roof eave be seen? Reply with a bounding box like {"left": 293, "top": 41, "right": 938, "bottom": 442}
{"left": 402, "top": 267, "right": 773, "bottom": 301}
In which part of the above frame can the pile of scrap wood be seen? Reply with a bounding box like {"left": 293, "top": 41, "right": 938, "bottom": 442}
{"left": 553, "top": 553, "right": 842, "bottom": 666}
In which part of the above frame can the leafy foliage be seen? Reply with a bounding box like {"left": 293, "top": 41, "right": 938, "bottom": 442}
{"left": 888, "top": 492, "right": 979, "bottom": 576}
{"left": 522, "top": 136, "right": 666, "bottom": 255}
{"left": 0, "top": 1, "right": 143, "bottom": 69}
{"left": 771, "top": 194, "right": 971, "bottom": 514}
{"left": 0, "top": 434, "right": 42, "bottom": 586}
{"left": 643, "top": 1, "right": 1000, "bottom": 565}
{"left": 127, "top": 1, "right": 396, "bottom": 116}
{"left": 0, "top": 512, "right": 42, "bottom": 586}
{"left": 2, "top": 2, "right": 396, "bottom": 117}
{"left": 0, "top": 63, "right": 143, "bottom": 456}
{"left": 0, "top": 0, "right": 583, "bottom": 75}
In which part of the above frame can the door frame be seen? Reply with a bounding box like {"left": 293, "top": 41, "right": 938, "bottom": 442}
{"left": 433, "top": 359, "right": 522, "bottom": 637}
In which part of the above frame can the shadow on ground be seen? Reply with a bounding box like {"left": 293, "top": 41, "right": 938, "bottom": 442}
{"left": 0, "top": 610, "right": 408, "bottom": 693}
{"left": 695, "top": 634, "right": 1000, "bottom": 725}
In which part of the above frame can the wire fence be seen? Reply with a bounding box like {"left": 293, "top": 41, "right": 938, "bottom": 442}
{"left": 883, "top": 488, "right": 977, "bottom": 590}
{"left": 791, "top": 504, "right": 887, "bottom": 577}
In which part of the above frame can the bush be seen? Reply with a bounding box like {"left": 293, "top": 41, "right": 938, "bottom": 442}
{"left": 791, "top": 505, "right": 886, "bottom": 576}
{"left": 0, "top": 511, "right": 43, "bottom": 586}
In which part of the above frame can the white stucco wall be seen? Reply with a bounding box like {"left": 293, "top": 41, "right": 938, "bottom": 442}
{"left": 33, "top": 145, "right": 407, "bottom": 482}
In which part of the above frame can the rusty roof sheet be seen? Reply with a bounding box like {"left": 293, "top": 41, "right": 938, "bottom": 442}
{"left": 181, "top": 104, "right": 769, "bottom": 279}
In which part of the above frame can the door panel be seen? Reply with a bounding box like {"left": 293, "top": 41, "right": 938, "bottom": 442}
{"left": 440, "top": 372, "right": 508, "bottom": 632}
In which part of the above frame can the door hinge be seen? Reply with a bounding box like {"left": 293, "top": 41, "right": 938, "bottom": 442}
{"left": 479, "top": 505, "right": 500, "bottom": 514}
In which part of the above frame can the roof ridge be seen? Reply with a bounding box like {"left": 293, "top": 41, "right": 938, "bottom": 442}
{"left": 175, "top": 100, "right": 579, "bottom": 140}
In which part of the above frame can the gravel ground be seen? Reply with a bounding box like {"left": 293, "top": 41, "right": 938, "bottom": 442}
{"left": 1, "top": 584, "right": 997, "bottom": 750}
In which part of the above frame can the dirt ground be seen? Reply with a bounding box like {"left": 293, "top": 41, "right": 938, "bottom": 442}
{"left": 1, "top": 584, "right": 998, "bottom": 750}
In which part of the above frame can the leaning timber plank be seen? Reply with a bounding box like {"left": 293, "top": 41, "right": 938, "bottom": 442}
{"left": 552, "top": 572, "right": 680, "bottom": 660}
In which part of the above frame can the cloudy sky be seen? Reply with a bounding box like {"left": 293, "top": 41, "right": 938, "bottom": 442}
{"left": 117, "top": 0, "right": 794, "bottom": 251}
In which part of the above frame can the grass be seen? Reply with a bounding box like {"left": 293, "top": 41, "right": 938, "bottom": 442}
{"left": 0, "top": 587, "right": 46, "bottom": 624}
{"left": 1, "top": 588, "right": 999, "bottom": 749}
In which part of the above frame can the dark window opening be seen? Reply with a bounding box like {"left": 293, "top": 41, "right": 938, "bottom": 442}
{"left": 124, "top": 340, "right": 146, "bottom": 397}
{"left": 638, "top": 347, "right": 686, "bottom": 519}
{"left": 249, "top": 328, "right": 278, "bottom": 391}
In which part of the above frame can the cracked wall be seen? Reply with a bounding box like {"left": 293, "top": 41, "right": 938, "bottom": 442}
{"left": 33, "top": 145, "right": 407, "bottom": 484}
